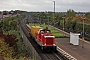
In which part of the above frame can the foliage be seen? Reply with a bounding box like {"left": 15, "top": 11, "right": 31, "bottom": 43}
{"left": 0, "top": 37, "right": 13, "bottom": 58}
{"left": 0, "top": 15, "right": 31, "bottom": 59}
{"left": 72, "top": 20, "right": 77, "bottom": 32}
{"left": 17, "top": 40, "right": 28, "bottom": 57}
{"left": 67, "top": 9, "right": 76, "bottom": 17}
{"left": 1, "top": 16, "right": 18, "bottom": 32}
{"left": 66, "top": 18, "right": 72, "bottom": 29}
{"left": 0, "top": 31, "right": 18, "bottom": 56}
{"left": 58, "top": 20, "right": 60, "bottom": 26}
{"left": 0, "top": 37, "right": 30, "bottom": 60}
{"left": 87, "top": 13, "right": 90, "bottom": 19}
{"left": 8, "top": 30, "right": 21, "bottom": 39}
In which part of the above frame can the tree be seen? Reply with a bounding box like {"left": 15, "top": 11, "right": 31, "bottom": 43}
{"left": 87, "top": 13, "right": 90, "bottom": 19}
{"left": 0, "top": 11, "right": 2, "bottom": 14}
{"left": 57, "top": 21, "right": 60, "bottom": 26}
{"left": 66, "top": 18, "right": 72, "bottom": 30}
{"left": 67, "top": 9, "right": 76, "bottom": 17}
{"left": 72, "top": 20, "right": 77, "bottom": 32}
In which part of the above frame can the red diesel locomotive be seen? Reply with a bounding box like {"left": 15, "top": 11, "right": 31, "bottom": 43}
{"left": 27, "top": 25, "right": 57, "bottom": 51}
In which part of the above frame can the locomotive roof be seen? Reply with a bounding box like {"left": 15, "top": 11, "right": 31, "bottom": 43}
{"left": 40, "top": 29, "right": 50, "bottom": 31}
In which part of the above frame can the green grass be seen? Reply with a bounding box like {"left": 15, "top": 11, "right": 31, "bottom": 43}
{"left": 30, "top": 23, "right": 67, "bottom": 38}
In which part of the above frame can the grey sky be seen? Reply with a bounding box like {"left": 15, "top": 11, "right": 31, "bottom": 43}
{"left": 0, "top": 0, "right": 90, "bottom": 12}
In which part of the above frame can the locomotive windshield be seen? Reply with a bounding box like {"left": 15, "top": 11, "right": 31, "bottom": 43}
{"left": 47, "top": 30, "right": 50, "bottom": 34}
{"left": 40, "top": 31, "right": 44, "bottom": 34}
{"left": 40, "top": 29, "right": 51, "bottom": 34}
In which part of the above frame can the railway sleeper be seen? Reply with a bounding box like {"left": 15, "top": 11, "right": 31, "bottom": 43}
{"left": 41, "top": 46, "right": 57, "bottom": 52}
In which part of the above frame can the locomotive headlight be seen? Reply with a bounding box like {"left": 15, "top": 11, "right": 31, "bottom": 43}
{"left": 44, "top": 43, "right": 46, "bottom": 46}
{"left": 53, "top": 44, "right": 55, "bottom": 46}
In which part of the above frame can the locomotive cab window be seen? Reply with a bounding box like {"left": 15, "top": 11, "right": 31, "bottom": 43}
{"left": 47, "top": 31, "right": 50, "bottom": 34}
{"left": 40, "top": 31, "right": 44, "bottom": 34}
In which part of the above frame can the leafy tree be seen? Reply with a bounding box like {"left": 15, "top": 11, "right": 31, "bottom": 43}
{"left": 72, "top": 20, "right": 77, "bottom": 32}
{"left": 0, "top": 11, "right": 2, "bottom": 14}
{"left": 67, "top": 9, "right": 76, "bottom": 17}
{"left": 57, "top": 21, "right": 60, "bottom": 26}
{"left": 66, "top": 18, "right": 72, "bottom": 30}
{"left": 87, "top": 13, "right": 90, "bottom": 19}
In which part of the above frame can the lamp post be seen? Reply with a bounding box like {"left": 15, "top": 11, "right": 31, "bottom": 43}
{"left": 38, "top": 15, "right": 40, "bottom": 23}
{"left": 11, "top": 11, "right": 13, "bottom": 17}
{"left": 53, "top": 1, "right": 55, "bottom": 25}
{"left": 62, "top": 17, "right": 65, "bottom": 32}
{"left": 38, "top": 15, "right": 41, "bottom": 24}
{"left": 43, "top": 16, "right": 45, "bottom": 24}
{"left": 47, "top": 16, "right": 50, "bottom": 25}
{"left": 40, "top": 16, "right": 41, "bottom": 24}
{"left": 82, "top": 17, "right": 86, "bottom": 48}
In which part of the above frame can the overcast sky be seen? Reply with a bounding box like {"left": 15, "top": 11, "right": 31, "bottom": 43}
{"left": 0, "top": 0, "right": 90, "bottom": 12}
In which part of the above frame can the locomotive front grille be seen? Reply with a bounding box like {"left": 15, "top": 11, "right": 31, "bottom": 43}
{"left": 44, "top": 36, "right": 55, "bottom": 46}
{"left": 46, "top": 38, "right": 53, "bottom": 45}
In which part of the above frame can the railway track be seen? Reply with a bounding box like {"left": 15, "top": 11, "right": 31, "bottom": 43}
{"left": 19, "top": 14, "right": 69, "bottom": 60}
{"left": 39, "top": 53, "right": 58, "bottom": 60}
{"left": 39, "top": 51, "right": 66, "bottom": 60}
{"left": 44, "top": 53, "right": 60, "bottom": 60}
{"left": 25, "top": 24, "right": 67, "bottom": 60}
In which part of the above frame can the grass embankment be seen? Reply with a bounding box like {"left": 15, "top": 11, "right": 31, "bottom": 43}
{"left": 30, "top": 24, "right": 68, "bottom": 38}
